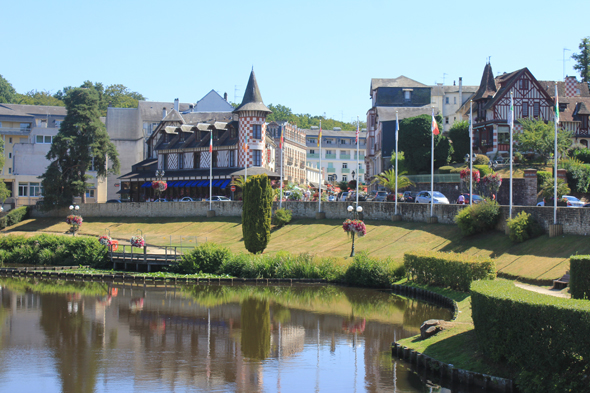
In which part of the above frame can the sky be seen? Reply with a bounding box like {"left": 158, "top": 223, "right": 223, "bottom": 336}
{"left": 2, "top": 0, "right": 589, "bottom": 124}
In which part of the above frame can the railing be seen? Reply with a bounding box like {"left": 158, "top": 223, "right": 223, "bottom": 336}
{"left": 406, "top": 173, "right": 461, "bottom": 183}
{"left": 497, "top": 143, "right": 509, "bottom": 151}
{"left": 325, "top": 154, "right": 336, "bottom": 159}
{"left": 340, "top": 154, "right": 351, "bottom": 160}
{"left": 341, "top": 168, "right": 350, "bottom": 173}
{"left": 307, "top": 153, "right": 319, "bottom": 159}
{"left": 327, "top": 168, "right": 336, "bottom": 173}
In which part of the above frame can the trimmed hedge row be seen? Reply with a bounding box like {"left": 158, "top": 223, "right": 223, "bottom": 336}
{"left": 404, "top": 250, "right": 496, "bottom": 292}
{"left": 570, "top": 255, "right": 590, "bottom": 300}
{"left": 471, "top": 279, "right": 590, "bottom": 393}
{"left": 0, "top": 206, "right": 29, "bottom": 229}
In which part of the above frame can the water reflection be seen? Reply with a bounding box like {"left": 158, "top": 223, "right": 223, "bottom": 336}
{"left": 0, "top": 278, "right": 453, "bottom": 393}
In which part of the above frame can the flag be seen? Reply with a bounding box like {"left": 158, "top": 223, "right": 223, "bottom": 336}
{"left": 209, "top": 131, "right": 213, "bottom": 153}
{"left": 431, "top": 112, "right": 439, "bottom": 135}
{"left": 468, "top": 111, "right": 472, "bottom": 138}
{"left": 317, "top": 124, "right": 322, "bottom": 147}
{"left": 555, "top": 88, "right": 560, "bottom": 124}
{"left": 280, "top": 127, "right": 283, "bottom": 149}
{"left": 243, "top": 134, "right": 248, "bottom": 151}
{"left": 355, "top": 122, "right": 359, "bottom": 144}
{"left": 509, "top": 92, "right": 514, "bottom": 129}
{"left": 395, "top": 112, "right": 399, "bottom": 141}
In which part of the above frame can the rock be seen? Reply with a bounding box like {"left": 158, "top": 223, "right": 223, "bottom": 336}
{"left": 420, "top": 319, "right": 444, "bottom": 340}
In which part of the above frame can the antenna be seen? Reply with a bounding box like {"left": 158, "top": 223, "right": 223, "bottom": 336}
{"left": 234, "top": 85, "right": 240, "bottom": 104}
{"left": 563, "top": 48, "right": 571, "bottom": 80}
{"left": 442, "top": 73, "right": 448, "bottom": 85}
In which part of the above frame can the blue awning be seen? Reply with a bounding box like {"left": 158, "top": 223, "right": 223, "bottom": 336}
{"left": 213, "top": 180, "right": 221, "bottom": 186}
{"left": 140, "top": 181, "right": 151, "bottom": 188}
{"left": 187, "top": 181, "right": 197, "bottom": 187}
{"left": 201, "top": 180, "right": 210, "bottom": 187}
{"left": 220, "top": 179, "right": 231, "bottom": 189}
{"left": 167, "top": 181, "right": 177, "bottom": 187}
{"left": 175, "top": 181, "right": 186, "bottom": 187}
{"left": 195, "top": 180, "right": 204, "bottom": 187}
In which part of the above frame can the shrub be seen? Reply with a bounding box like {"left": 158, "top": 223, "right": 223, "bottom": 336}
{"left": 273, "top": 208, "right": 292, "bottom": 228}
{"left": 559, "top": 158, "right": 590, "bottom": 193}
{"left": 242, "top": 175, "right": 273, "bottom": 254}
{"left": 437, "top": 166, "right": 454, "bottom": 174}
{"left": 471, "top": 279, "right": 590, "bottom": 393}
{"left": 454, "top": 201, "right": 500, "bottom": 236}
{"left": 536, "top": 171, "right": 552, "bottom": 192}
{"left": 404, "top": 251, "right": 495, "bottom": 291}
{"left": 570, "top": 255, "right": 590, "bottom": 300}
{"left": 474, "top": 154, "right": 490, "bottom": 165}
{"left": 473, "top": 164, "right": 491, "bottom": 177}
{"left": 571, "top": 147, "right": 590, "bottom": 164}
{"left": 506, "top": 211, "right": 544, "bottom": 243}
{"left": 0, "top": 206, "right": 29, "bottom": 229}
{"left": 176, "top": 243, "right": 231, "bottom": 274}
{"left": 343, "top": 252, "right": 404, "bottom": 288}
{"left": 449, "top": 167, "right": 464, "bottom": 174}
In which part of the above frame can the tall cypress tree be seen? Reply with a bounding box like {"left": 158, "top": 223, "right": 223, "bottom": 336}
{"left": 242, "top": 175, "right": 272, "bottom": 254}
{"left": 40, "top": 88, "right": 120, "bottom": 208}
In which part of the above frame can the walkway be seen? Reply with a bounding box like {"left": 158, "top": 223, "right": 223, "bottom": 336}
{"left": 514, "top": 282, "right": 570, "bottom": 298}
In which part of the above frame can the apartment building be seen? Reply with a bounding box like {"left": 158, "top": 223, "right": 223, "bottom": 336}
{"left": 267, "top": 121, "right": 307, "bottom": 185}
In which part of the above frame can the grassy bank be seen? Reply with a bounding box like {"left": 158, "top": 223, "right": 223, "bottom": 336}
{"left": 4, "top": 216, "right": 588, "bottom": 281}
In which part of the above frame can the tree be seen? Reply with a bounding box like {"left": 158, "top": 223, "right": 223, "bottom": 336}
{"left": 15, "top": 90, "right": 65, "bottom": 106}
{"left": 0, "top": 138, "right": 10, "bottom": 203}
{"left": 516, "top": 118, "right": 572, "bottom": 165}
{"left": 448, "top": 120, "right": 470, "bottom": 163}
{"left": 371, "top": 169, "right": 415, "bottom": 192}
{"left": 0, "top": 74, "right": 16, "bottom": 103}
{"left": 242, "top": 174, "right": 272, "bottom": 254}
{"left": 572, "top": 37, "right": 590, "bottom": 83}
{"left": 398, "top": 114, "right": 452, "bottom": 173}
{"left": 40, "top": 88, "right": 120, "bottom": 208}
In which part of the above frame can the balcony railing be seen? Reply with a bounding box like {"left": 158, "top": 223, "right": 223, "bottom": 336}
{"left": 340, "top": 154, "right": 351, "bottom": 160}
{"left": 327, "top": 168, "right": 336, "bottom": 173}
{"left": 341, "top": 168, "right": 350, "bottom": 173}
{"left": 325, "top": 154, "right": 336, "bottom": 159}
{"left": 307, "top": 153, "right": 319, "bottom": 159}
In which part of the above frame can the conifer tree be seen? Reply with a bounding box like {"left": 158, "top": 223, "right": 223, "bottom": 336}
{"left": 242, "top": 175, "right": 272, "bottom": 254}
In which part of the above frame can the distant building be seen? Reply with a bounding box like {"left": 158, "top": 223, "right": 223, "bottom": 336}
{"left": 266, "top": 121, "right": 307, "bottom": 185}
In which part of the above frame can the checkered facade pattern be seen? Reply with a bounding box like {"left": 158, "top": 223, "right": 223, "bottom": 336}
{"left": 238, "top": 114, "right": 267, "bottom": 168}
{"left": 565, "top": 76, "right": 578, "bottom": 98}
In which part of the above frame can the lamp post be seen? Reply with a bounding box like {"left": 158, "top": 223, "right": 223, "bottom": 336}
{"left": 68, "top": 204, "right": 80, "bottom": 236}
{"left": 155, "top": 169, "right": 165, "bottom": 201}
{"left": 347, "top": 204, "right": 363, "bottom": 257}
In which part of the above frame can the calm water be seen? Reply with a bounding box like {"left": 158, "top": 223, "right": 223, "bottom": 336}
{"left": 0, "top": 278, "right": 454, "bottom": 393}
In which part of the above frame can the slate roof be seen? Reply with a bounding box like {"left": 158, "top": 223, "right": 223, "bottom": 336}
{"left": 375, "top": 106, "right": 437, "bottom": 122}
{"left": 304, "top": 129, "right": 367, "bottom": 138}
{"left": 472, "top": 63, "right": 498, "bottom": 102}
{"left": 370, "top": 76, "right": 426, "bottom": 93}
{"left": 138, "top": 101, "right": 192, "bottom": 121}
{"left": 0, "top": 103, "right": 66, "bottom": 117}
{"left": 234, "top": 70, "right": 271, "bottom": 113}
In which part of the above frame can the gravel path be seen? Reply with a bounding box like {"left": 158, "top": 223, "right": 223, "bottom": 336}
{"left": 514, "top": 282, "right": 570, "bottom": 298}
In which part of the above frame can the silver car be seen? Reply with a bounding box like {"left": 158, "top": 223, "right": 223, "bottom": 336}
{"left": 415, "top": 191, "right": 450, "bottom": 204}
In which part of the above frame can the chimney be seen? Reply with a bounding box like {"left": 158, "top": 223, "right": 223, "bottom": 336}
{"left": 565, "top": 76, "right": 578, "bottom": 98}
{"left": 174, "top": 98, "right": 179, "bottom": 111}
{"left": 224, "top": 92, "right": 228, "bottom": 101}
{"left": 162, "top": 107, "right": 167, "bottom": 119}
{"left": 459, "top": 77, "right": 463, "bottom": 106}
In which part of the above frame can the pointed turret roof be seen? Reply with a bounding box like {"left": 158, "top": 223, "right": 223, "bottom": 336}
{"left": 233, "top": 70, "right": 271, "bottom": 113}
{"left": 472, "top": 63, "right": 498, "bottom": 101}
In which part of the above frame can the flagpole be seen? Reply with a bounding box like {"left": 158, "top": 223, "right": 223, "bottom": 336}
{"left": 245, "top": 134, "right": 248, "bottom": 183}
{"left": 318, "top": 120, "right": 322, "bottom": 213}
{"left": 469, "top": 101, "right": 473, "bottom": 206}
{"left": 431, "top": 108, "right": 435, "bottom": 218}
{"left": 280, "top": 126, "right": 283, "bottom": 209}
{"left": 509, "top": 91, "right": 514, "bottom": 219}
{"left": 356, "top": 116, "right": 359, "bottom": 206}
{"left": 395, "top": 111, "right": 399, "bottom": 215}
{"left": 209, "top": 131, "right": 213, "bottom": 211}
{"left": 554, "top": 83, "right": 559, "bottom": 224}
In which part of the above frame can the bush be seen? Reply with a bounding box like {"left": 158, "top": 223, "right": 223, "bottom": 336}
{"left": 454, "top": 201, "right": 500, "bottom": 236}
{"left": 273, "top": 208, "right": 292, "bottom": 228}
{"left": 344, "top": 252, "right": 404, "bottom": 287}
{"left": 471, "top": 279, "right": 590, "bottom": 393}
{"left": 570, "top": 255, "right": 590, "bottom": 300}
{"left": 176, "top": 243, "right": 231, "bottom": 274}
{"left": 536, "top": 171, "right": 552, "bottom": 192}
{"left": 438, "top": 166, "right": 454, "bottom": 174}
{"left": 473, "top": 164, "right": 491, "bottom": 177}
{"left": 404, "top": 251, "right": 495, "bottom": 291}
{"left": 449, "top": 167, "right": 465, "bottom": 174}
{"left": 0, "top": 206, "right": 29, "bottom": 229}
{"left": 474, "top": 154, "right": 490, "bottom": 165}
{"left": 242, "top": 175, "right": 273, "bottom": 254}
{"left": 571, "top": 147, "right": 590, "bottom": 164}
{"left": 559, "top": 158, "right": 590, "bottom": 193}
{"left": 506, "top": 211, "right": 544, "bottom": 243}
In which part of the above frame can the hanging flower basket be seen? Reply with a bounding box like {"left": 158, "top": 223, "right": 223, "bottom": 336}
{"left": 342, "top": 219, "right": 367, "bottom": 237}
{"left": 98, "top": 235, "right": 112, "bottom": 246}
{"left": 151, "top": 180, "right": 168, "bottom": 192}
{"left": 130, "top": 235, "right": 145, "bottom": 248}
{"left": 66, "top": 214, "right": 83, "bottom": 233}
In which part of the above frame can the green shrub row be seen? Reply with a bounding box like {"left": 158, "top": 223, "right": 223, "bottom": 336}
{"left": 437, "top": 165, "right": 455, "bottom": 174}
{"left": 570, "top": 255, "right": 590, "bottom": 300}
{"left": 506, "top": 211, "right": 544, "bottom": 243}
{"left": 404, "top": 250, "right": 496, "bottom": 292}
{"left": 0, "top": 234, "right": 109, "bottom": 267}
{"left": 473, "top": 164, "right": 492, "bottom": 176}
{"left": 175, "top": 244, "right": 404, "bottom": 287}
{"left": 0, "top": 206, "right": 29, "bottom": 229}
{"left": 273, "top": 208, "right": 292, "bottom": 228}
{"left": 471, "top": 279, "right": 590, "bottom": 393}
{"left": 454, "top": 201, "right": 500, "bottom": 236}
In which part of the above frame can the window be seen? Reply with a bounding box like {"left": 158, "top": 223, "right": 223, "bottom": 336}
{"left": 445, "top": 97, "right": 449, "bottom": 104}
{"left": 518, "top": 80, "right": 529, "bottom": 90}
{"left": 179, "top": 153, "right": 184, "bottom": 169}
{"left": 9, "top": 138, "right": 12, "bottom": 144}
{"left": 229, "top": 151, "right": 235, "bottom": 167}
{"left": 340, "top": 150, "right": 347, "bottom": 156}
{"left": 325, "top": 139, "right": 333, "bottom": 144}
{"left": 55, "top": 120, "right": 62, "bottom": 128}
{"left": 252, "top": 124, "right": 262, "bottom": 139}
{"left": 533, "top": 102, "right": 540, "bottom": 117}
{"left": 8, "top": 153, "right": 11, "bottom": 159}
{"left": 85, "top": 189, "right": 95, "bottom": 198}
{"left": 309, "top": 149, "right": 315, "bottom": 155}
{"left": 8, "top": 168, "right": 11, "bottom": 174}
{"left": 445, "top": 117, "right": 449, "bottom": 124}
{"left": 582, "top": 115, "right": 588, "bottom": 129}
{"left": 404, "top": 91, "right": 411, "bottom": 101}
{"left": 340, "top": 139, "right": 346, "bottom": 145}
{"left": 342, "top": 175, "right": 347, "bottom": 182}
{"left": 454, "top": 97, "right": 457, "bottom": 105}
{"left": 194, "top": 152, "right": 200, "bottom": 169}
{"left": 522, "top": 102, "right": 528, "bottom": 117}
{"left": 18, "top": 183, "right": 28, "bottom": 197}
{"left": 212, "top": 151, "right": 218, "bottom": 168}
{"left": 36, "top": 135, "right": 53, "bottom": 144}
{"left": 0, "top": 122, "right": 2, "bottom": 128}
{"left": 253, "top": 150, "right": 262, "bottom": 166}
{"left": 307, "top": 138, "right": 316, "bottom": 144}
{"left": 20, "top": 123, "right": 31, "bottom": 130}
{"left": 342, "top": 163, "right": 348, "bottom": 169}
{"left": 326, "top": 150, "right": 333, "bottom": 155}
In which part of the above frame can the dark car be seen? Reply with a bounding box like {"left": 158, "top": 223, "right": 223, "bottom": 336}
{"left": 456, "top": 194, "right": 485, "bottom": 204}
{"left": 402, "top": 191, "right": 414, "bottom": 203}
{"left": 584, "top": 203, "right": 590, "bottom": 208}
{"left": 106, "top": 199, "right": 122, "bottom": 203}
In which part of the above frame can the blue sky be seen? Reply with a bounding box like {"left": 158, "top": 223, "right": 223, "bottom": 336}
{"left": 2, "top": 0, "right": 589, "bottom": 124}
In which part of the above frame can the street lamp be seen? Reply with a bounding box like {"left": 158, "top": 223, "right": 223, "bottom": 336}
{"left": 68, "top": 205, "right": 81, "bottom": 236}
{"left": 347, "top": 204, "right": 363, "bottom": 257}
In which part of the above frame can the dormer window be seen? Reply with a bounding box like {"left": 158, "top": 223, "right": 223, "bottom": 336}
{"left": 403, "top": 90, "right": 412, "bottom": 102}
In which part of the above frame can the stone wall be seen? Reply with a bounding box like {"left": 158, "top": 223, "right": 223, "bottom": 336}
{"left": 31, "top": 200, "right": 590, "bottom": 236}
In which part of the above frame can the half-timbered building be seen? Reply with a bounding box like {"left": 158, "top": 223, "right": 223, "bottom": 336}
{"left": 119, "top": 70, "right": 278, "bottom": 202}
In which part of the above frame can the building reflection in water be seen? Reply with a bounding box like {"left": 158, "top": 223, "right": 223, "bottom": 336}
{"left": 0, "top": 279, "right": 453, "bottom": 393}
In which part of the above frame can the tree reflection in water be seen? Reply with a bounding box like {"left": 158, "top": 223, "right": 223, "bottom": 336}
{"left": 241, "top": 298, "right": 270, "bottom": 360}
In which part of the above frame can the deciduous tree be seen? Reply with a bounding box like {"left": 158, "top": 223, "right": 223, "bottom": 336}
{"left": 0, "top": 74, "right": 16, "bottom": 104}
{"left": 516, "top": 118, "right": 572, "bottom": 165}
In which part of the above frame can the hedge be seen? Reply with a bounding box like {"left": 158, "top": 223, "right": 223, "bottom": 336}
{"left": 0, "top": 206, "right": 29, "bottom": 229}
{"left": 471, "top": 279, "right": 590, "bottom": 393}
{"left": 473, "top": 164, "right": 492, "bottom": 176}
{"left": 438, "top": 166, "right": 454, "bottom": 174}
{"left": 570, "top": 255, "right": 590, "bottom": 300}
{"left": 404, "top": 250, "right": 496, "bottom": 292}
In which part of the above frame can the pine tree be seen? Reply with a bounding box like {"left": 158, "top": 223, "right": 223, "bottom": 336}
{"left": 40, "top": 88, "right": 120, "bottom": 208}
{"left": 572, "top": 37, "right": 590, "bottom": 83}
{"left": 242, "top": 175, "right": 273, "bottom": 254}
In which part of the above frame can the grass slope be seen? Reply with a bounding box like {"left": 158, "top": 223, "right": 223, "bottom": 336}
{"left": 4, "top": 216, "right": 589, "bottom": 281}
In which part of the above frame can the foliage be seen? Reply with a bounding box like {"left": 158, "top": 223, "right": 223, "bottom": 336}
{"left": 471, "top": 279, "right": 590, "bottom": 393}
{"left": 536, "top": 171, "right": 552, "bottom": 192}
{"left": 0, "top": 206, "right": 29, "bottom": 229}
{"left": 460, "top": 168, "right": 480, "bottom": 183}
{"left": 176, "top": 243, "right": 231, "bottom": 274}
{"left": 14, "top": 90, "right": 65, "bottom": 106}
{"left": 572, "top": 36, "right": 590, "bottom": 82}
{"left": 448, "top": 120, "right": 470, "bottom": 163}
{"left": 506, "top": 212, "right": 544, "bottom": 243}
{"left": 398, "top": 114, "right": 452, "bottom": 173}
{"left": 454, "top": 201, "right": 500, "bottom": 236}
{"left": 371, "top": 169, "right": 415, "bottom": 192}
{"left": 570, "top": 255, "right": 590, "bottom": 299}
{"left": 273, "top": 208, "right": 292, "bottom": 228}
{"left": 0, "top": 180, "right": 11, "bottom": 204}
{"left": 242, "top": 175, "right": 273, "bottom": 254}
{"left": 438, "top": 166, "right": 454, "bottom": 174}
{"left": 558, "top": 158, "right": 590, "bottom": 193}
{"left": 40, "top": 88, "right": 120, "bottom": 208}
{"left": 0, "top": 74, "right": 16, "bottom": 103}
{"left": 404, "top": 250, "right": 496, "bottom": 292}
{"left": 570, "top": 147, "right": 590, "bottom": 164}
{"left": 479, "top": 173, "right": 502, "bottom": 198}
{"left": 343, "top": 252, "right": 404, "bottom": 288}
{"left": 265, "top": 103, "right": 365, "bottom": 131}
{"left": 336, "top": 180, "right": 349, "bottom": 191}
{"left": 473, "top": 154, "right": 489, "bottom": 165}
{"left": 539, "top": 177, "right": 570, "bottom": 200}
{"left": 515, "top": 118, "right": 572, "bottom": 164}
{"left": 473, "top": 164, "right": 491, "bottom": 177}
{"left": 389, "top": 151, "right": 410, "bottom": 174}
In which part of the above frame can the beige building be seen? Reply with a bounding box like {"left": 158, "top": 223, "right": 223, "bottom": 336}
{"left": 267, "top": 121, "right": 307, "bottom": 185}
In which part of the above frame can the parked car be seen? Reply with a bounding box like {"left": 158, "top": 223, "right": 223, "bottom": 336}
{"left": 153, "top": 198, "right": 168, "bottom": 202}
{"left": 180, "top": 197, "right": 195, "bottom": 202}
{"left": 339, "top": 192, "right": 349, "bottom": 202}
{"left": 402, "top": 191, "right": 415, "bottom": 203}
{"left": 584, "top": 203, "right": 590, "bottom": 208}
{"left": 415, "top": 191, "right": 450, "bottom": 204}
{"left": 374, "top": 191, "right": 388, "bottom": 202}
{"left": 562, "top": 195, "right": 585, "bottom": 208}
{"left": 366, "top": 190, "right": 377, "bottom": 201}
{"left": 106, "top": 199, "right": 121, "bottom": 203}
{"left": 327, "top": 195, "right": 336, "bottom": 202}
{"left": 456, "top": 194, "right": 485, "bottom": 204}
{"left": 206, "top": 196, "right": 231, "bottom": 201}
